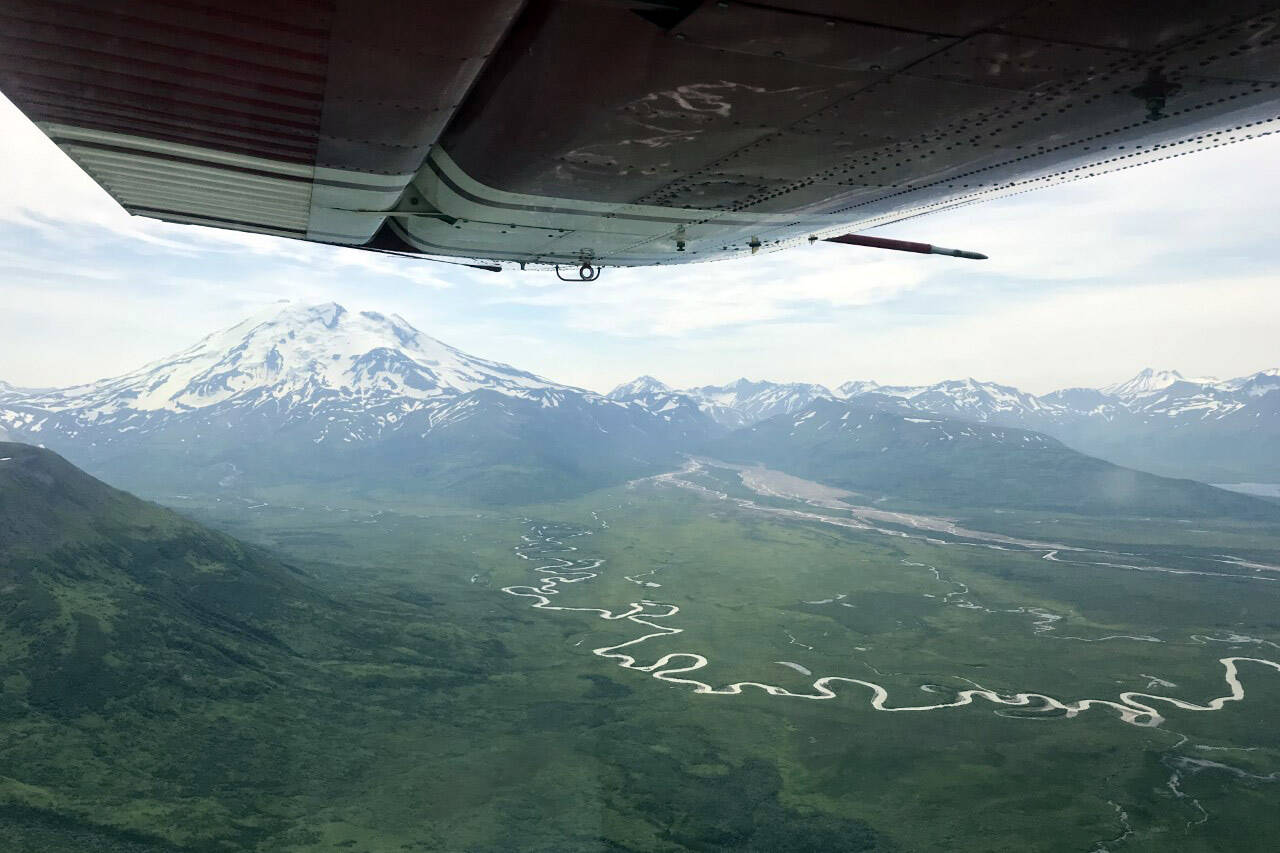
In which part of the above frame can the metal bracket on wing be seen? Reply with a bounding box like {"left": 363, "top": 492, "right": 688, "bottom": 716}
{"left": 359, "top": 245, "right": 503, "bottom": 272}
{"left": 816, "top": 233, "right": 988, "bottom": 260}
{"left": 555, "top": 262, "right": 602, "bottom": 282}
{"left": 337, "top": 207, "right": 459, "bottom": 226}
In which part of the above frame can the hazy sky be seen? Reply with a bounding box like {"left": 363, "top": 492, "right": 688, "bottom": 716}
{"left": 1, "top": 92, "right": 1276, "bottom": 395}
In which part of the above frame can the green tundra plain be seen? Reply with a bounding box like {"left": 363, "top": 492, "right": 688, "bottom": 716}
{"left": 4, "top": 455, "right": 1280, "bottom": 852}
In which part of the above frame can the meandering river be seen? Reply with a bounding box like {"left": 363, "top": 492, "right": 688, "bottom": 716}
{"left": 501, "top": 517, "right": 1280, "bottom": 729}
{"left": 494, "top": 461, "right": 1280, "bottom": 727}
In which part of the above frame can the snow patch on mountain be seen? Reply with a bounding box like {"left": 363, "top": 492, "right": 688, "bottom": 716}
{"left": 608, "top": 375, "right": 671, "bottom": 400}
{"left": 1222, "top": 368, "right": 1280, "bottom": 397}
{"left": 1100, "top": 368, "right": 1218, "bottom": 400}
{"left": 828, "top": 366, "right": 1279, "bottom": 425}
{"left": 836, "top": 380, "right": 881, "bottom": 397}
{"left": 680, "top": 378, "right": 835, "bottom": 427}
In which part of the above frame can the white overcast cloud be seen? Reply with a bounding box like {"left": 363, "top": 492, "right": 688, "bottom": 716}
{"left": 491, "top": 246, "right": 935, "bottom": 336}
{"left": 0, "top": 91, "right": 1277, "bottom": 395}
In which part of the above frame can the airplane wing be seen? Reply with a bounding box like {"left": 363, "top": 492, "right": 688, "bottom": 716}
{"left": 2, "top": 1, "right": 1278, "bottom": 269}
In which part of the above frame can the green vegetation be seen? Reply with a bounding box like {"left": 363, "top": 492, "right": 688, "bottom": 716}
{"left": 3, "top": 442, "right": 1280, "bottom": 850}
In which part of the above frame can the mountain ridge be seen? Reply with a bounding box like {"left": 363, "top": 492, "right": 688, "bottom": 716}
{"left": 610, "top": 364, "right": 1280, "bottom": 482}
{"left": 708, "top": 398, "right": 1278, "bottom": 519}
{"left": 2, "top": 302, "right": 1275, "bottom": 503}
{"left": 615, "top": 366, "right": 1279, "bottom": 417}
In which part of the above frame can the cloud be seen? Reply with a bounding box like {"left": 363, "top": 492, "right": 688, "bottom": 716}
{"left": 754, "top": 275, "right": 1280, "bottom": 394}
{"left": 0, "top": 86, "right": 1277, "bottom": 395}
{"left": 490, "top": 245, "right": 934, "bottom": 336}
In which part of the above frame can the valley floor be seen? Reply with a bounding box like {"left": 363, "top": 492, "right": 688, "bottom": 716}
{"left": 6, "top": 466, "right": 1280, "bottom": 851}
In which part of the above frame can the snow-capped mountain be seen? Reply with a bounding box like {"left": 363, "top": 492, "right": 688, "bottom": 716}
{"left": 606, "top": 376, "right": 725, "bottom": 436}
{"left": 607, "top": 375, "right": 671, "bottom": 399}
{"left": 1222, "top": 367, "right": 1280, "bottom": 395}
{"left": 678, "top": 378, "right": 834, "bottom": 428}
{"left": 837, "top": 376, "right": 1074, "bottom": 428}
{"left": 0, "top": 380, "right": 36, "bottom": 403}
{"left": 836, "top": 380, "right": 883, "bottom": 397}
{"left": 1100, "top": 368, "right": 1215, "bottom": 400}
{"left": 0, "top": 303, "right": 718, "bottom": 500}
{"left": 836, "top": 380, "right": 928, "bottom": 399}
{"left": 603, "top": 364, "right": 1278, "bottom": 482}
{"left": 1218, "top": 363, "right": 1280, "bottom": 394}
{"left": 833, "top": 367, "right": 1280, "bottom": 482}
{"left": 604, "top": 363, "right": 1277, "bottom": 482}
{"left": 10, "top": 303, "right": 562, "bottom": 424}
{"left": 607, "top": 376, "right": 834, "bottom": 430}
{"left": 837, "top": 368, "right": 1280, "bottom": 425}
{"left": 685, "top": 378, "right": 834, "bottom": 425}
{"left": 1086, "top": 368, "right": 1280, "bottom": 423}
{"left": 893, "top": 378, "right": 1059, "bottom": 424}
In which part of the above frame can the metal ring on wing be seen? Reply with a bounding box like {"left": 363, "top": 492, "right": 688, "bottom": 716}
{"left": 555, "top": 263, "right": 602, "bottom": 282}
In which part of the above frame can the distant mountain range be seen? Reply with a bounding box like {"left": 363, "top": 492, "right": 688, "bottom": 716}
{"left": 710, "top": 398, "right": 1273, "bottom": 519}
{"left": 609, "top": 375, "right": 834, "bottom": 430}
{"left": 2, "top": 303, "right": 1275, "bottom": 515}
{"left": 610, "top": 367, "right": 1280, "bottom": 484}
{"left": 840, "top": 368, "right": 1280, "bottom": 484}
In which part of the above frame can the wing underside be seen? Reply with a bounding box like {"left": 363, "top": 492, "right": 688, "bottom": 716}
{"left": 2, "top": 1, "right": 1278, "bottom": 267}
